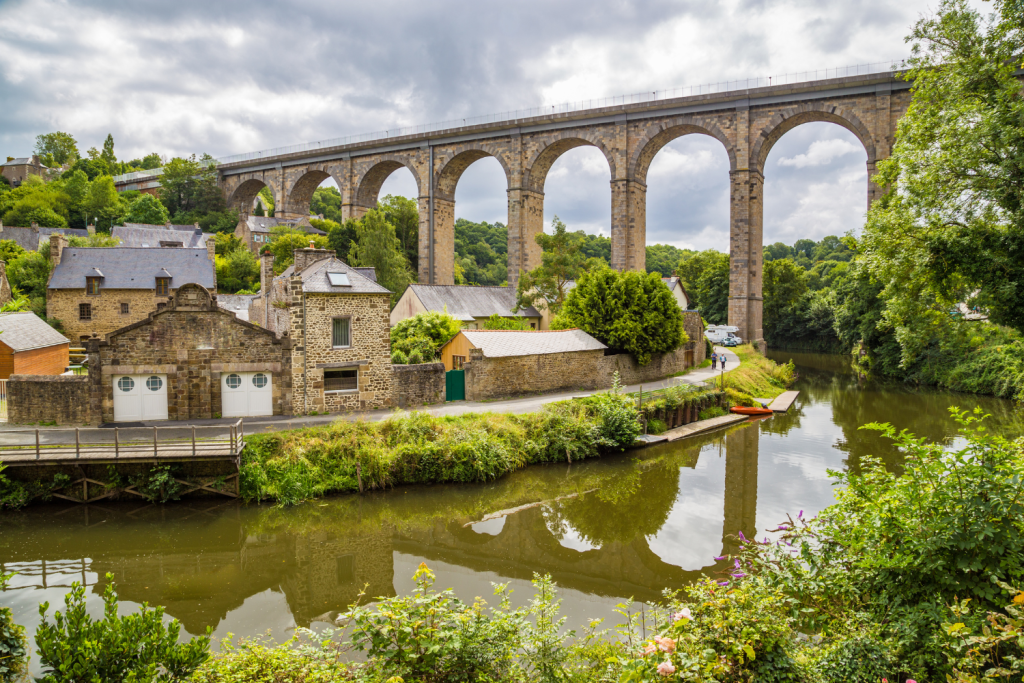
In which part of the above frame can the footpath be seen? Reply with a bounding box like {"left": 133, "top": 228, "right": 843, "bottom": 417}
{"left": 0, "top": 347, "right": 740, "bottom": 443}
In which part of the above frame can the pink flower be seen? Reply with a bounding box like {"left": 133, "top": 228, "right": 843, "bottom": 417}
{"left": 672, "top": 607, "right": 692, "bottom": 622}
{"left": 655, "top": 636, "right": 676, "bottom": 653}
{"left": 643, "top": 642, "right": 657, "bottom": 656}
{"left": 906, "top": 680, "right": 916, "bottom": 683}
{"left": 657, "top": 661, "right": 676, "bottom": 676}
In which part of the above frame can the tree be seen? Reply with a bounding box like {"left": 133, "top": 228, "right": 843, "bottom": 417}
{"left": 480, "top": 314, "right": 530, "bottom": 330}
{"left": 7, "top": 250, "right": 52, "bottom": 318}
{"left": 390, "top": 311, "right": 461, "bottom": 360}
{"left": 347, "top": 209, "right": 413, "bottom": 303}
{"left": 863, "top": 0, "right": 1024, "bottom": 359}
{"left": 645, "top": 243, "right": 688, "bottom": 276}
{"left": 0, "top": 240, "right": 25, "bottom": 265}
{"left": 762, "top": 258, "right": 809, "bottom": 341}
{"left": 159, "top": 154, "right": 223, "bottom": 218}
{"left": 34, "top": 132, "right": 79, "bottom": 167}
{"left": 265, "top": 229, "right": 330, "bottom": 273}
{"left": 257, "top": 186, "right": 275, "bottom": 217}
{"left": 676, "top": 250, "right": 730, "bottom": 324}
{"left": 216, "top": 248, "right": 260, "bottom": 293}
{"left": 1, "top": 181, "right": 71, "bottom": 229}
{"left": 326, "top": 219, "right": 359, "bottom": 263}
{"left": 84, "top": 176, "right": 124, "bottom": 230}
{"left": 553, "top": 267, "right": 687, "bottom": 365}
{"left": 62, "top": 169, "right": 90, "bottom": 228}
{"left": 515, "top": 216, "right": 596, "bottom": 315}
{"left": 125, "top": 193, "right": 170, "bottom": 225}
{"left": 61, "top": 157, "right": 108, "bottom": 182}
{"left": 100, "top": 134, "right": 117, "bottom": 169}
{"left": 379, "top": 194, "right": 419, "bottom": 273}
{"left": 311, "top": 185, "right": 342, "bottom": 223}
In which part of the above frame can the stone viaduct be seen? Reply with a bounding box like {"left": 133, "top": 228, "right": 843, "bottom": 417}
{"left": 218, "top": 71, "right": 911, "bottom": 346}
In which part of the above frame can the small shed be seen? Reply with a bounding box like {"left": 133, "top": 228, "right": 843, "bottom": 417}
{"left": 0, "top": 312, "right": 71, "bottom": 379}
{"left": 440, "top": 328, "right": 606, "bottom": 371}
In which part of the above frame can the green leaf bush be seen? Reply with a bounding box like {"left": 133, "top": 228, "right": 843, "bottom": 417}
{"left": 0, "top": 573, "right": 27, "bottom": 683}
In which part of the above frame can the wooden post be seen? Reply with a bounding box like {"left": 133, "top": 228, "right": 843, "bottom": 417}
{"left": 192, "top": 426, "right": 196, "bottom": 457}
{"left": 153, "top": 426, "right": 158, "bottom": 458}
{"left": 75, "top": 428, "right": 80, "bottom": 459}
{"left": 35, "top": 429, "right": 40, "bottom": 460}
{"left": 114, "top": 428, "right": 119, "bottom": 458}
{"left": 239, "top": 418, "right": 243, "bottom": 450}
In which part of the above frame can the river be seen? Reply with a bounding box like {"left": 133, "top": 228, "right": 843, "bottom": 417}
{"left": 2, "top": 351, "right": 1021, "bottom": 671}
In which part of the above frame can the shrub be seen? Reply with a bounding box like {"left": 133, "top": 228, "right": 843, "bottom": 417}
{"left": 698, "top": 406, "right": 727, "bottom": 420}
{"left": 646, "top": 418, "right": 667, "bottom": 434}
{"left": 35, "top": 574, "right": 210, "bottom": 682}
{"left": 390, "top": 311, "right": 461, "bottom": 359}
{"left": 406, "top": 349, "right": 424, "bottom": 365}
{"left": 481, "top": 313, "right": 530, "bottom": 330}
{"left": 391, "top": 349, "right": 408, "bottom": 365}
{"left": 0, "top": 573, "right": 27, "bottom": 683}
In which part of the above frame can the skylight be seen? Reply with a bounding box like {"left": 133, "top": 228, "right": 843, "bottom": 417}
{"left": 327, "top": 272, "right": 350, "bottom": 287}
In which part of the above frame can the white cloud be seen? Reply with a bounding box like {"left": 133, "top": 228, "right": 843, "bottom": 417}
{"left": 776, "top": 138, "right": 862, "bottom": 168}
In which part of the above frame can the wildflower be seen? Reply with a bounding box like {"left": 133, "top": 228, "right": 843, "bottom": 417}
{"left": 798, "top": 510, "right": 803, "bottom": 518}
{"left": 718, "top": 580, "right": 729, "bottom": 586}
{"left": 731, "top": 572, "right": 746, "bottom": 578}
{"left": 655, "top": 636, "right": 676, "bottom": 653}
{"left": 672, "top": 608, "right": 692, "bottom": 622}
{"left": 734, "top": 559, "right": 741, "bottom": 569}
{"left": 657, "top": 661, "right": 676, "bottom": 676}
{"left": 738, "top": 531, "right": 746, "bottom": 541}
{"left": 714, "top": 555, "right": 727, "bottom": 561}
{"left": 906, "top": 680, "right": 916, "bottom": 683}
{"left": 643, "top": 641, "right": 657, "bottom": 656}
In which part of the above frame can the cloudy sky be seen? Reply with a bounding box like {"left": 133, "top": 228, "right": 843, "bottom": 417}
{"left": 0, "top": 0, "right": 963, "bottom": 250}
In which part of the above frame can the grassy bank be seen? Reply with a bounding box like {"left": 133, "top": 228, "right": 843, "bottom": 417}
{"left": 713, "top": 344, "right": 796, "bottom": 406}
{"left": 240, "top": 393, "right": 642, "bottom": 505}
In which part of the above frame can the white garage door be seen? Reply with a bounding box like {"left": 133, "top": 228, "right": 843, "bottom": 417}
{"left": 113, "top": 374, "right": 168, "bottom": 422}
{"left": 221, "top": 371, "right": 273, "bottom": 417}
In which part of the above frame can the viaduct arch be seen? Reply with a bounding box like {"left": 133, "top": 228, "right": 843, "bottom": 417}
{"left": 217, "top": 72, "right": 911, "bottom": 347}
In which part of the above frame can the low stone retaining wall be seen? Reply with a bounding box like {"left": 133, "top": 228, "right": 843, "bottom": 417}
{"left": 392, "top": 362, "right": 445, "bottom": 407}
{"left": 8, "top": 374, "right": 94, "bottom": 425}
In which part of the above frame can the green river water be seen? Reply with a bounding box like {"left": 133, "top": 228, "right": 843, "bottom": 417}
{"left": 1, "top": 351, "right": 1021, "bottom": 672}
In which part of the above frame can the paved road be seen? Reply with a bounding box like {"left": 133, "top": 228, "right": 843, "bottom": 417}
{"left": 0, "top": 347, "right": 739, "bottom": 446}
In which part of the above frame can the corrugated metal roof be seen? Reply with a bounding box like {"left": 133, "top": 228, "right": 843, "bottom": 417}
{"left": 408, "top": 284, "right": 540, "bottom": 321}
{"left": 48, "top": 248, "right": 215, "bottom": 290}
{"left": 299, "top": 257, "right": 391, "bottom": 294}
{"left": 112, "top": 225, "right": 208, "bottom": 248}
{"left": 0, "top": 312, "right": 69, "bottom": 351}
{"left": 0, "top": 227, "right": 90, "bottom": 253}
{"left": 458, "top": 329, "right": 606, "bottom": 358}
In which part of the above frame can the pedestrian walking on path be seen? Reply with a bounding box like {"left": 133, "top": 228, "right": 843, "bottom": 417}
{"left": 711, "top": 351, "right": 718, "bottom": 370}
{"left": 720, "top": 353, "right": 728, "bottom": 370}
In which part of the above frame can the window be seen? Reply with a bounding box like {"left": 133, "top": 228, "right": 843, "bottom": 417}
{"left": 327, "top": 272, "right": 350, "bottom": 287}
{"left": 79, "top": 303, "right": 91, "bottom": 320}
{"left": 156, "top": 302, "right": 166, "bottom": 310}
{"left": 120, "top": 302, "right": 129, "bottom": 315}
{"left": 252, "top": 373, "right": 268, "bottom": 389}
{"left": 155, "top": 277, "right": 170, "bottom": 296}
{"left": 324, "top": 369, "right": 357, "bottom": 392}
{"left": 86, "top": 277, "right": 100, "bottom": 295}
{"left": 117, "top": 376, "right": 134, "bottom": 392}
{"left": 225, "top": 373, "right": 242, "bottom": 389}
{"left": 332, "top": 317, "right": 351, "bottom": 348}
{"left": 145, "top": 376, "right": 163, "bottom": 391}
{"left": 452, "top": 355, "right": 466, "bottom": 370}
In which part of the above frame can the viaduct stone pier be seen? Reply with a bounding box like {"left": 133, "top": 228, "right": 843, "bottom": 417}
{"left": 216, "top": 71, "right": 911, "bottom": 346}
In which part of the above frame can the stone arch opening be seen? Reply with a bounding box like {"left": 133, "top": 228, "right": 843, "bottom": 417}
{"left": 285, "top": 169, "right": 333, "bottom": 221}
{"left": 752, "top": 105, "right": 875, "bottom": 174}
{"left": 524, "top": 135, "right": 616, "bottom": 194}
{"left": 228, "top": 178, "right": 275, "bottom": 216}
{"left": 630, "top": 120, "right": 737, "bottom": 185}
{"left": 354, "top": 158, "right": 423, "bottom": 212}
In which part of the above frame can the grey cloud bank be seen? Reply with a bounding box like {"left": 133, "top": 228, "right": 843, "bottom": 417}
{"left": 0, "top": 0, "right": 944, "bottom": 250}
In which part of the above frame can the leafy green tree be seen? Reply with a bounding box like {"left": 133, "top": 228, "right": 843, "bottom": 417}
{"left": 762, "top": 258, "right": 809, "bottom": 341}
{"left": 60, "top": 157, "right": 108, "bottom": 182}
{"left": 863, "top": 0, "right": 1024, "bottom": 358}
{"left": 676, "top": 250, "right": 729, "bottom": 324}
{"left": 0, "top": 240, "right": 25, "bottom": 264}
{"left": 257, "top": 186, "right": 275, "bottom": 217}
{"left": 214, "top": 232, "right": 244, "bottom": 256}
{"left": 1, "top": 180, "right": 71, "bottom": 229}
{"left": 34, "top": 132, "right": 79, "bottom": 167}
{"left": 7, "top": 250, "right": 52, "bottom": 318}
{"left": 379, "top": 194, "right": 419, "bottom": 273}
{"left": 481, "top": 314, "right": 530, "bottom": 330}
{"left": 310, "top": 185, "right": 342, "bottom": 223}
{"left": 84, "top": 176, "right": 125, "bottom": 231}
{"left": 100, "top": 133, "right": 117, "bottom": 169}
{"left": 390, "top": 311, "right": 461, "bottom": 360}
{"left": 348, "top": 209, "right": 413, "bottom": 303}
{"left": 553, "top": 266, "right": 687, "bottom": 365}
{"left": 265, "top": 229, "right": 329, "bottom": 273}
{"left": 125, "top": 193, "right": 170, "bottom": 225}
{"left": 515, "top": 216, "right": 597, "bottom": 316}
{"left": 160, "top": 155, "right": 224, "bottom": 218}
{"left": 454, "top": 218, "right": 508, "bottom": 286}
{"left": 326, "top": 219, "right": 359, "bottom": 263}
{"left": 68, "top": 233, "right": 122, "bottom": 248}
{"left": 216, "top": 248, "right": 260, "bottom": 293}
{"left": 645, "top": 243, "right": 688, "bottom": 276}
{"left": 35, "top": 575, "right": 210, "bottom": 682}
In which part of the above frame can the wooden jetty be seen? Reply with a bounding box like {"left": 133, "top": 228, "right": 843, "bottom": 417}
{"left": 768, "top": 391, "right": 800, "bottom": 413}
{"left": 0, "top": 420, "right": 245, "bottom": 503}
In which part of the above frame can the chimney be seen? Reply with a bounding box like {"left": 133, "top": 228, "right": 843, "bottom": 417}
{"left": 261, "top": 252, "right": 275, "bottom": 328}
{"left": 50, "top": 233, "right": 68, "bottom": 267}
{"left": 292, "top": 245, "right": 335, "bottom": 274}
{"left": 87, "top": 223, "right": 96, "bottom": 236}
{"left": 30, "top": 221, "right": 38, "bottom": 228}
{"left": 166, "top": 221, "right": 172, "bottom": 229}
{"left": 206, "top": 237, "right": 217, "bottom": 291}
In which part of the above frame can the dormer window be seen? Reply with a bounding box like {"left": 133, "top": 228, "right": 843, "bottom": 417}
{"left": 86, "top": 277, "right": 101, "bottom": 295}
{"left": 155, "top": 277, "right": 170, "bottom": 296}
{"left": 327, "top": 272, "right": 350, "bottom": 287}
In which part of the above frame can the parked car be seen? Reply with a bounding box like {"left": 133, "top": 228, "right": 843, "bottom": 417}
{"left": 721, "top": 336, "right": 741, "bottom": 347}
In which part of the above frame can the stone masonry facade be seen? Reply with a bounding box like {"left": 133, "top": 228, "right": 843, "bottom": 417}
{"left": 218, "top": 72, "right": 912, "bottom": 348}
{"left": 8, "top": 374, "right": 92, "bottom": 425}
{"left": 392, "top": 362, "right": 446, "bottom": 407}
{"left": 88, "top": 284, "right": 291, "bottom": 424}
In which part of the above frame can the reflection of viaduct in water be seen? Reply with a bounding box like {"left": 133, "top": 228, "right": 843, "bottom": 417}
{"left": 3, "top": 426, "right": 759, "bottom": 632}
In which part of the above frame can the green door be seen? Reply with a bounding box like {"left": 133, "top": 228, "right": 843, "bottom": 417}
{"left": 446, "top": 370, "right": 465, "bottom": 402}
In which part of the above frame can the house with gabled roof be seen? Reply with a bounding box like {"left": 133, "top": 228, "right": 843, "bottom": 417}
{"left": 46, "top": 233, "right": 217, "bottom": 342}
{"left": 113, "top": 223, "right": 209, "bottom": 248}
{"left": 0, "top": 223, "right": 90, "bottom": 253}
{"left": 234, "top": 215, "right": 325, "bottom": 254}
{"left": 390, "top": 284, "right": 541, "bottom": 329}
{"left": 251, "top": 244, "right": 393, "bottom": 414}
{"left": 1, "top": 155, "right": 49, "bottom": 187}
{"left": 0, "top": 311, "right": 70, "bottom": 379}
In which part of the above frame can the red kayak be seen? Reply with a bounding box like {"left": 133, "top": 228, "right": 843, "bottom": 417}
{"left": 730, "top": 406, "right": 773, "bottom": 416}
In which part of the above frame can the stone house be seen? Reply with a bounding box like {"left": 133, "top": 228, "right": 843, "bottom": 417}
{"left": 250, "top": 245, "right": 393, "bottom": 414}
{"left": 88, "top": 283, "right": 291, "bottom": 423}
{"left": 0, "top": 311, "right": 70, "bottom": 379}
{"left": 46, "top": 233, "right": 217, "bottom": 342}
{"left": 1, "top": 155, "right": 48, "bottom": 187}
{"left": 234, "top": 215, "right": 324, "bottom": 254}
{"left": 113, "top": 223, "right": 209, "bottom": 248}
{"left": 390, "top": 284, "right": 541, "bottom": 329}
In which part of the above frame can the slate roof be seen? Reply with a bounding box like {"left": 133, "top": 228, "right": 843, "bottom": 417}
{"left": 1, "top": 158, "right": 31, "bottom": 166}
{"left": 48, "top": 248, "right": 215, "bottom": 290}
{"left": 0, "top": 227, "right": 90, "bottom": 253}
{"left": 113, "top": 225, "right": 208, "bottom": 248}
{"left": 353, "top": 267, "right": 377, "bottom": 282}
{"left": 457, "top": 329, "right": 606, "bottom": 358}
{"left": 296, "top": 256, "right": 390, "bottom": 294}
{"left": 217, "top": 294, "right": 257, "bottom": 322}
{"left": 0, "top": 312, "right": 69, "bottom": 351}
{"left": 246, "top": 216, "right": 326, "bottom": 235}
{"left": 123, "top": 222, "right": 201, "bottom": 232}
{"left": 661, "top": 276, "right": 691, "bottom": 306}
{"left": 406, "top": 284, "right": 540, "bottom": 322}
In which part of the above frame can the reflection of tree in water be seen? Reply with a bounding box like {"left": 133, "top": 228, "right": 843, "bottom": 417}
{"left": 546, "top": 460, "right": 681, "bottom": 547}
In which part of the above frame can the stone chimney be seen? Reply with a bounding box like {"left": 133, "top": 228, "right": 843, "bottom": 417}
{"left": 260, "top": 252, "right": 275, "bottom": 328}
{"left": 87, "top": 223, "right": 96, "bottom": 236}
{"left": 206, "top": 237, "right": 217, "bottom": 291}
{"left": 292, "top": 244, "right": 335, "bottom": 274}
{"left": 166, "top": 221, "right": 173, "bottom": 229}
{"left": 30, "top": 221, "right": 38, "bottom": 228}
{"left": 49, "top": 233, "right": 68, "bottom": 267}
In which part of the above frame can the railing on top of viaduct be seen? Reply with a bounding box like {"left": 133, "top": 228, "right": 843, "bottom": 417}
{"left": 112, "top": 58, "right": 905, "bottom": 185}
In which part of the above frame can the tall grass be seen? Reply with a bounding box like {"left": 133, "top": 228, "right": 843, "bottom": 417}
{"left": 719, "top": 344, "right": 796, "bottom": 401}
{"left": 240, "top": 395, "right": 641, "bottom": 505}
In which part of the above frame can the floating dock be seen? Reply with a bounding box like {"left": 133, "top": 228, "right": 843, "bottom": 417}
{"left": 768, "top": 391, "right": 800, "bottom": 413}
{"left": 661, "top": 413, "right": 749, "bottom": 442}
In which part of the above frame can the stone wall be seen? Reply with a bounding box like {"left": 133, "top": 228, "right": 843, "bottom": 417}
{"left": 8, "top": 374, "right": 94, "bottom": 425}
{"left": 464, "top": 349, "right": 606, "bottom": 401}
{"left": 48, "top": 288, "right": 175, "bottom": 343}
{"left": 289, "top": 287, "right": 393, "bottom": 414}
{"left": 90, "top": 284, "right": 291, "bottom": 423}
{"left": 392, "top": 362, "right": 445, "bottom": 407}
